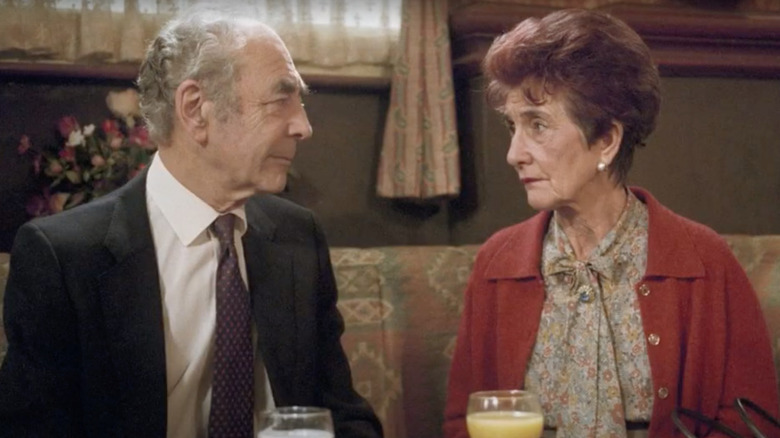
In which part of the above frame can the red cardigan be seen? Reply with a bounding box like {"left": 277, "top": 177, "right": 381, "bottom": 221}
{"left": 443, "top": 187, "right": 779, "bottom": 438}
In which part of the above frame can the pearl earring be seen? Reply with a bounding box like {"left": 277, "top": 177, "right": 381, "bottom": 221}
{"left": 597, "top": 161, "right": 607, "bottom": 172}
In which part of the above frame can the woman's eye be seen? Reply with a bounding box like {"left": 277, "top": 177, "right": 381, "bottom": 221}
{"left": 503, "top": 118, "right": 516, "bottom": 134}
{"left": 532, "top": 120, "right": 546, "bottom": 132}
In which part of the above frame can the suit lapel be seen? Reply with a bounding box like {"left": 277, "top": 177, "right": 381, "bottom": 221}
{"left": 99, "top": 173, "right": 167, "bottom": 437}
{"left": 243, "top": 199, "right": 298, "bottom": 404}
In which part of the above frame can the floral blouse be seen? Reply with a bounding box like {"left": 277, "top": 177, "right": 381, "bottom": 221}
{"left": 524, "top": 192, "right": 654, "bottom": 438}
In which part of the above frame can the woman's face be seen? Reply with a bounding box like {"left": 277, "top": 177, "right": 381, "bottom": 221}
{"left": 502, "top": 82, "right": 607, "bottom": 212}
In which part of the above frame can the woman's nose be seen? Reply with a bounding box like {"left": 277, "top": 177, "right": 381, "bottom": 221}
{"left": 506, "top": 132, "right": 530, "bottom": 167}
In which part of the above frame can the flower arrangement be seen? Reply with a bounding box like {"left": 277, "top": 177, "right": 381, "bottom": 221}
{"left": 18, "top": 89, "right": 156, "bottom": 217}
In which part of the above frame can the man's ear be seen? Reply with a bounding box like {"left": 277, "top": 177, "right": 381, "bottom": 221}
{"left": 599, "top": 120, "right": 624, "bottom": 166}
{"left": 174, "top": 79, "right": 210, "bottom": 145}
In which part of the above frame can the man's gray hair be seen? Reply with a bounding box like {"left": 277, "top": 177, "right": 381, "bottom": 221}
{"left": 137, "top": 11, "right": 264, "bottom": 145}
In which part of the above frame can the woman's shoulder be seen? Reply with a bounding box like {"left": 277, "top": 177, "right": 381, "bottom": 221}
{"left": 639, "top": 187, "right": 735, "bottom": 263}
{"left": 481, "top": 212, "right": 548, "bottom": 253}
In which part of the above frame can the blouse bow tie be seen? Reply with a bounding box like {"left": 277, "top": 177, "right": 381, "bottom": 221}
{"left": 545, "top": 255, "right": 617, "bottom": 283}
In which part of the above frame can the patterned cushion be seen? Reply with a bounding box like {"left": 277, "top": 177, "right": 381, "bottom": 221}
{"left": 723, "top": 235, "right": 780, "bottom": 396}
{"left": 0, "top": 235, "right": 778, "bottom": 438}
{"left": 331, "top": 245, "right": 479, "bottom": 438}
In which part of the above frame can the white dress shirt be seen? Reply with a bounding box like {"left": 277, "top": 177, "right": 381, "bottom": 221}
{"left": 145, "top": 154, "right": 275, "bottom": 438}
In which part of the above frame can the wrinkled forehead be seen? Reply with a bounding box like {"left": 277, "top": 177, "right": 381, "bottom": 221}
{"left": 238, "top": 30, "right": 308, "bottom": 93}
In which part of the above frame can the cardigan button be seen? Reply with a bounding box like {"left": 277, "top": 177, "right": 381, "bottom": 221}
{"left": 658, "top": 387, "right": 669, "bottom": 399}
{"left": 639, "top": 284, "right": 651, "bottom": 296}
{"left": 647, "top": 333, "right": 660, "bottom": 346}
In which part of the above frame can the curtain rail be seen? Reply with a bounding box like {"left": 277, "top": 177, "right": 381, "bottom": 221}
{"left": 0, "top": 61, "right": 391, "bottom": 91}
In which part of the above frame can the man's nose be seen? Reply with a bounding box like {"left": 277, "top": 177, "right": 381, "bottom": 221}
{"left": 291, "top": 104, "right": 313, "bottom": 140}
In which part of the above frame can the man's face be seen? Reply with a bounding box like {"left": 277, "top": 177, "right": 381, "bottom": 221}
{"left": 205, "top": 33, "right": 312, "bottom": 197}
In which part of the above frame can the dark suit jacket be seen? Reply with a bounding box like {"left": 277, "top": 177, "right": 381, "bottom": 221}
{"left": 0, "top": 173, "right": 383, "bottom": 438}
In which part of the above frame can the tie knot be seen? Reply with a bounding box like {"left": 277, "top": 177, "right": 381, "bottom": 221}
{"left": 212, "top": 214, "right": 236, "bottom": 246}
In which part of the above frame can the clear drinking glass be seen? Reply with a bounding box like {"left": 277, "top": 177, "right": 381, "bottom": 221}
{"left": 257, "top": 406, "right": 334, "bottom": 438}
{"left": 466, "top": 390, "right": 544, "bottom": 438}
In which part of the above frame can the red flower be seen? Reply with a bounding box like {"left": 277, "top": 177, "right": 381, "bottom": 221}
{"left": 102, "top": 119, "right": 120, "bottom": 136}
{"left": 59, "top": 147, "right": 75, "bottom": 162}
{"left": 129, "top": 162, "right": 147, "bottom": 179}
{"left": 17, "top": 135, "right": 32, "bottom": 155}
{"left": 128, "top": 125, "right": 150, "bottom": 148}
{"left": 57, "top": 116, "right": 79, "bottom": 138}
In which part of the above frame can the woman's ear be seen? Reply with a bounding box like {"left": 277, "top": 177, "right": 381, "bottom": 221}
{"left": 174, "top": 79, "right": 209, "bottom": 145}
{"left": 599, "top": 120, "right": 624, "bottom": 166}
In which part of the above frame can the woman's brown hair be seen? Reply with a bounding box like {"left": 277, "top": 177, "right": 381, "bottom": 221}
{"left": 483, "top": 9, "right": 661, "bottom": 183}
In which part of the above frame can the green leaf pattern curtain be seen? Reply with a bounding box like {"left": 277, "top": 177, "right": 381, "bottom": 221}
{"left": 377, "top": 0, "right": 460, "bottom": 199}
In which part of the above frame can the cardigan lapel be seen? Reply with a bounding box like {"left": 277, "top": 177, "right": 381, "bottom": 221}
{"left": 631, "top": 187, "right": 706, "bottom": 279}
{"left": 243, "top": 198, "right": 298, "bottom": 404}
{"left": 98, "top": 173, "right": 167, "bottom": 437}
{"left": 484, "top": 211, "right": 550, "bottom": 280}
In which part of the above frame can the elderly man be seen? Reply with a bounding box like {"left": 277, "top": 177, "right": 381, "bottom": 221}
{"left": 0, "top": 11, "right": 383, "bottom": 438}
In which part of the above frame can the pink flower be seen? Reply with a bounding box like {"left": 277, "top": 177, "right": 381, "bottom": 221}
{"left": 66, "top": 192, "right": 85, "bottom": 208}
{"left": 48, "top": 192, "right": 70, "bottom": 214}
{"left": 110, "top": 136, "right": 123, "bottom": 149}
{"left": 17, "top": 135, "right": 31, "bottom": 155}
{"left": 47, "top": 160, "right": 63, "bottom": 175}
{"left": 57, "top": 116, "right": 79, "bottom": 138}
{"left": 128, "top": 125, "right": 150, "bottom": 148}
{"left": 91, "top": 155, "right": 106, "bottom": 167}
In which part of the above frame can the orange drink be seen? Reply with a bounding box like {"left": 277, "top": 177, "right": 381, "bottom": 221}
{"left": 467, "top": 411, "right": 544, "bottom": 438}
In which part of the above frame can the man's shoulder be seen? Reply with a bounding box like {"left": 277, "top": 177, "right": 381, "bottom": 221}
{"left": 23, "top": 194, "right": 118, "bottom": 243}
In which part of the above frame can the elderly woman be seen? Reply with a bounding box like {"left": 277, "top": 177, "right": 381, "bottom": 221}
{"left": 443, "top": 8, "right": 778, "bottom": 438}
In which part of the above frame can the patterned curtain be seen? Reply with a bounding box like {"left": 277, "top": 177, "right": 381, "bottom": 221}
{"left": 376, "top": 0, "right": 460, "bottom": 200}
{"left": 0, "top": 0, "right": 400, "bottom": 69}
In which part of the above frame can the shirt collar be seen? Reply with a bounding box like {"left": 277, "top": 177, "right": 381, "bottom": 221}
{"left": 147, "top": 153, "right": 247, "bottom": 246}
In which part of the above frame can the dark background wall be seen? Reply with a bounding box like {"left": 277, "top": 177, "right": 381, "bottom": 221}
{"left": 450, "top": 76, "right": 780, "bottom": 244}
{"left": 1, "top": 74, "right": 779, "bottom": 252}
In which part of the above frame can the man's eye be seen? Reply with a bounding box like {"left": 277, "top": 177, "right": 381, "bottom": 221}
{"left": 265, "top": 96, "right": 290, "bottom": 106}
{"left": 532, "top": 120, "right": 546, "bottom": 132}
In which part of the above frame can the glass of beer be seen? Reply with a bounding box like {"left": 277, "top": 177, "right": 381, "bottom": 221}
{"left": 466, "top": 390, "right": 544, "bottom": 438}
{"left": 257, "top": 406, "right": 334, "bottom": 438}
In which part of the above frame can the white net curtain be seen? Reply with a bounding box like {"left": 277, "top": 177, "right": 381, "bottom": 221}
{"left": 0, "top": 0, "right": 401, "bottom": 71}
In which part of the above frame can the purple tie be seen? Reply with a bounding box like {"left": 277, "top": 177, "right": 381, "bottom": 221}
{"left": 208, "top": 214, "right": 254, "bottom": 438}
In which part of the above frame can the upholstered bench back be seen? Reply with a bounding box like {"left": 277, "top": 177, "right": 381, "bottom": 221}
{"left": 0, "top": 235, "right": 778, "bottom": 438}
{"left": 331, "top": 237, "right": 780, "bottom": 438}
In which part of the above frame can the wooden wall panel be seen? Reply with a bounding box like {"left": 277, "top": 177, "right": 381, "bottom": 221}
{"left": 450, "top": 2, "right": 780, "bottom": 79}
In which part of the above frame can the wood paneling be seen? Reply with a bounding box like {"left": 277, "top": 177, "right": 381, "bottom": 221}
{"left": 0, "top": 61, "right": 391, "bottom": 90}
{"left": 450, "top": 2, "right": 780, "bottom": 78}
